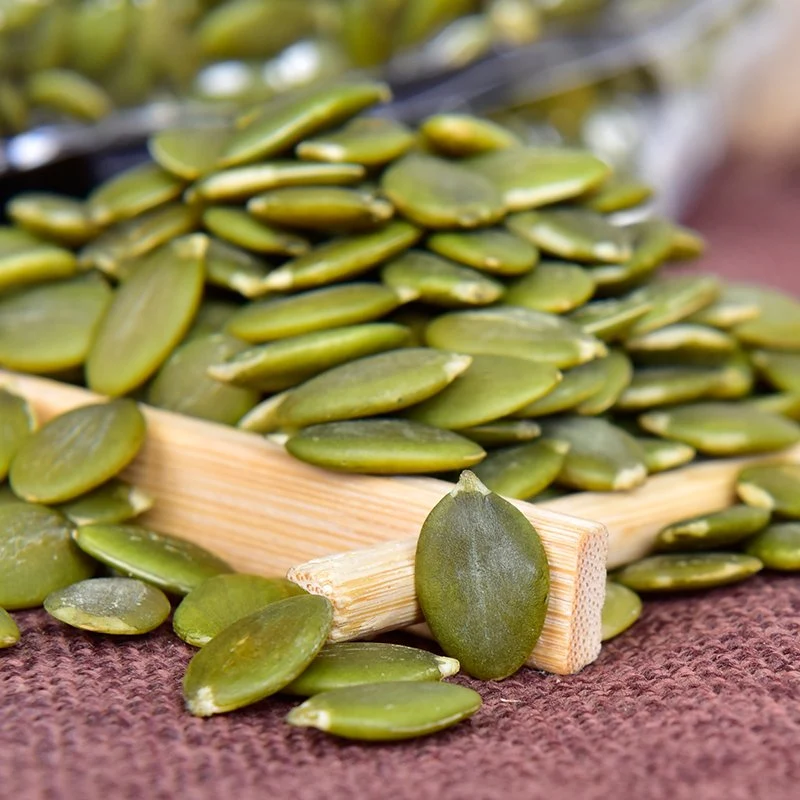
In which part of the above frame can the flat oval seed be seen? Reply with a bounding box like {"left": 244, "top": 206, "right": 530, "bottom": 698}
{"left": 569, "top": 294, "right": 653, "bottom": 341}
{"left": 751, "top": 350, "right": 800, "bottom": 394}
{"left": 73, "top": 523, "right": 232, "bottom": 596}
{"left": 601, "top": 581, "right": 642, "bottom": 641}
{"left": 427, "top": 229, "right": 539, "bottom": 276}
{"left": 575, "top": 350, "right": 633, "bottom": 415}
{"left": 425, "top": 307, "right": 606, "bottom": 368}
{"left": 148, "top": 125, "right": 231, "bottom": 180}
{"left": 655, "top": 505, "right": 771, "bottom": 552}
{"left": 284, "top": 642, "right": 459, "bottom": 696}
{"left": 612, "top": 553, "right": 763, "bottom": 593}
{"left": 208, "top": 323, "right": 410, "bottom": 392}
{"left": 734, "top": 295, "right": 800, "bottom": 350}
{"left": 0, "top": 232, "right": 77, "bottom": 293}
{"left": 0, "top": 503, "right": 95, "bottom": 610}
{"left": 637, "top": 437, "right": 696, "bottom": 473}
{"left": 736, "top": 464, "right": 800, "bottom": 518}
{"left": 205, "top": 237, "right": 271, "bottom": 298}
{"left": 468, "top": 147, "right": 610, "bottom": 211}
{"left": 420, "top": 113, "right": 520, "bottom": 157}
{"left": 625, "top": 324, "right": 736, "bottom": 367}
{"left": 639, "top": 403, "right": 800, "bottom": 456}
{"left": 686, "top": 284, "right": 761, "bottom": 329}
{"left": 669, "top": 225, "right": 706, "bottom": 260}
{"left": 405, "top": 354, "right": 561, "bottom": 430}
{"left": 26, "top": 69, "right": 111, "bottom": 121}
{"left": 415, "top": 471, "right": 549, "bottom": 680}
{"left": 285, "top": 419, "right": 485, "bottom": 474}
{"left": 8, "top": 193, "right": 98, "bottom": 246}
{"left": 503, "top": 261, "right": 595, "bottom": 314}
{"left": 459, "top": 420, "right": 541, "bottom": 447}
{"left": 183, "top": 594, "right": 333, "bottom": 716}
{"left": 581, "top": 174, "right": 653, "bottom": 213}
{"left": 202, "top": 207, "right": 309, "bottom": 256}
{"left": 57, "top": 480, "right": 153, "bottom": 526}
{"left": 173, "top": 574, "right": 307, "bottom": 647}
{"left": 614, "top": 367, "right": 723, "bottom": 412}
{"left": 279, "top": 349, "right": 471, "bottom": 428}
{"left": 226, "top": 283, "right": 406, "bottom": 343}
{"left": 86, "top": 234, "right": 206, "bottom": 396}
{"left": 381, "top": 154, "right": 505, "bottom": 229}
{"left": 0, "top": 390, "right": 35, "bottom": 481}
{"left": 0, "top": 607, "right": 20, "bottom": 647}
{"left": 286, "top": 681, "right": 481, "bottom": 741}
{"left": 541, "top": 417, "right": 647, "bottom": 492}
{"left": 0, "top": 275, "right": 112, "bottom": 373}
{"left": 627, "top": 276, "right": 722, "bottom": 336}
{"left": 44, "top": 577, "right": 170, "bottom": 634}
{"left": 744, "top": 523, "right": 800, "bottom": 571}
{"left": 471, "top": 439, "right": 570, "bottom": 500}
{"left": 10, "top": 400, "right": 145, "bottom": 504}
{"left": 513, "top": 357, "right": 609, "bottom": 417}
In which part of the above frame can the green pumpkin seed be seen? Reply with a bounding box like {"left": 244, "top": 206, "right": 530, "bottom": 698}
{"left": 420, "top": 113, "right": 520, "bottom": 157}
{"left": 86, "top": 234, "right": 206, "bottom": 396}
{"left": 0, "top": 607, "right": 20, "bottom": 648}
{"left": 685, "top": 284, "right": 761, "bottom": 329}
{"left": 513, "top": 357, "right": 611, "bottom": 417}
{"left": 574, "top": 350, "right": 633, "bottom": 415}
{"left": 637, "top": 437, "right": 696, "bottom": 473}
{"left": 219, "top": 83, "right": 390, "bottom": 168}
{"left": 26, "top": 68, "right": 111, "bottom": 121}
{"left": 405, "top": 354, "right": 561, "bottom": 430}
{"left": 148, "top": 125, "right": 232, "bottom": 180}
{"left": 287, "top": 680, "right": 481, "bottom": 740}
{"left": 601, "top": 581, "right": 642, "bottom": 641}
{"left": 208, "top": 323, "right": 409, "bottom": 392}
{"left": 205, "top": 237, "right": 271, "bottom": 298}
{"left": 471, "top": 439, "right": 570, "bottom": 500}
{"left": 639, "top": 403, "right": 800, "bottom": 456}
{"left": 744, "top": 393, "right": 800, "bottom": 421}
{"left": 751, "top": 350, "right": 800, "bottom": 394}
{"left": 669, "top": 225, "right": 706, "bottom": 260}
{"left": 57, "top": 479, "right": 153, "bottom": 526}
{"left": 74, "top": 523, "right": 232, "bottom": 596}
{"left": 0, "top": 390, "right": 35, "bottom": 481}
{"left": 614, "top": 367, "right": 723, "bottom": 412}
{"left": 278, "top": 348, "right": 471, "bottom": 428}
{"left": 0, "top": 228, "right": 77, "bottom": 293}
{"left": 425, "top": 307, "right": 606, "bottom": 368}
{"left": 569, "top": 294, "right": 653, "bottom": 341}
{"left": 43, "top": 577, "right": 170, "bottom": 634}
{"left": 626, "top": 276, "right": 722, "bottom": 336}
{"left": 7, "top": 193, "right": 98, "bottom": 246}
{"left": 226, "top": 283, "right": 406, "bottom": 343}
{"left": 202, "top": 207, "right": 309, "bottom": 256}
{"left": 285, "top": 419, "right": 485, "bottom": 474}
{"left": 580, "top": 174, "right": 653, "bottom": 213}
{"left": 296, "top": 117, "right": 416, "bottom": 166}
{"left": 611, "top": 553, "right": 763, "bottom": 593}
{"left": 468, "top": 146, "right": 609, "bottom": 211}
{"left": 10, "top": 400, "right": 145, "bottom": 504}
{"left": 248, "top": 187, "right": 394, "bottom": 232}
{"left": 743, "top": 523, "right": 800, "bottom": 571}
{"left": 736, "top": 464, "right": 800, "bottom": 518}
{"left": 458, "top": 419, "right": 541, "bottom": 447}
{"left": 147, "top": 334, "right": 260, "bottom": 425}
{"left": 173, "top": 573, "right": 307, "bottom": 647}
{"left": 655, "top": 505, "right": 770, "bottom": 552}
{"left": 734, "top": 292, "right": 800, "bottom": 351}
{"left": 0, "top": 275, "right": 112, "bottom": 374}
{"left": 183, "top": 594, "right": 333, "bottom": 716}
{"left": 624, "top": 324, "right": 736, "bottom": 366}
{"left": 88, "top": 163, "right": 184, "bottom": 227}
{"left": 259, "top": 220, "right": 421, "bottom": 292}
{"left": 381, "top": 154, "right": 505, "bottom": 229}
{"left": 541, "top": 417, "right": 647, "bottom": 491}
{"left": 427, "top": 229, "right": 539, "bottom": 276}
{"left": 415, "top": 470, "right": 549, "bottom": 679}
{"left": 236, "top": 391, "right": 289, "bottom": 434}
{"left": 503, "top": 261, "right": 595, "bottom": 314}
{"left": 284, "top": 642, "right": 459, "bottom": 696}
{"left": 0, "top": 503, "right": 95, "bottom": 610}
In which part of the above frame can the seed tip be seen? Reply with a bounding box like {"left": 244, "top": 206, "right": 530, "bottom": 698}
{"left": 445, "top": 353, "right": 472, "bottom": 381}
{"left": 436, "top": 656, "right": 461, "bottom": 678}
{"left": 187, "top": 686, "right": 220, "bottom": 717}
{"left": 452, "top": 470, "right": 491, "bottom": 497}
{"left": 286, "top": 706, "right": 332, "bottom": 731}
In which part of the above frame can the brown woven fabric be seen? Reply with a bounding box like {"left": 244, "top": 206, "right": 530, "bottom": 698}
{"left": 2, "top": 160, "right": 800, "bottom": 800}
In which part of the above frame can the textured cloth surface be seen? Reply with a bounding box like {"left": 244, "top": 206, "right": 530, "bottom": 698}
{"left": 2, "top": 160, "right": 800, "bottom": 800}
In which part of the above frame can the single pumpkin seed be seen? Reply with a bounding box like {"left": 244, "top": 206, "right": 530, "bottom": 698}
{"left": 655, "top": 505, "right": 771, "bottom": 552}
{"left": 0, "top": 607, "right": 20, "bottom": 647}
{"left": 285, "top": 419, "right": 485, "bottom": 474}
{"left": 601, "top": 581, "right": 642, "bottom": 641}
{"left": 751, "top": 350, "right": 800, "bottom": 394}
{"left": 686, "top": 284, "right": 761, "bottom": 329}
{"left": 513, "top": 357, "right": 611, "bottom": 417}
{"left": 614, "top": 367, "right": 723, "bottom": 412}
{"left": 637, "top": 437, "right": 696, "bottom": 473}
{"left": 503, "top": 261, "right": 595, "bottom": 314}
{"left": 86, "top": 234, "right": 206, "bottom": 396}
{"left": 57, "top": 479, "right": 153, "bottom": 526}
{"left": 286, "top": 680, "right": 482, "bottom": 741}
{"left": 7, "top": 193, "right": 98, "bottom": 246}
{"left": 415, "top": 470, "right": 549, "bottom": 679}
{"left": 736, "top": 463, "right": 800, "bottom": 518}
{"left": 668, "top": 225, "right": 706, "bottom": 260}
{"left": 420, "top": 113, "right": 520, "bottom": 157}
{"left": 733, "top": 291, "right": 800, "bottom": 351}
{"left": 44, "top": 577, "right": 170, "bottom": 634}
{"left": 0, "top": 228, "right": 77, "bottom": 293}
{"left": 743, "top": 523, "right": 800, "bottom": 571}
{"left": 569, "top": 294, "right": 653, "bottom": 341}
{"left": 183, "top": 594, "right": 333, "bottom": 716}
{"left": 205, "top": 237, "right": 271, "bottom": 299}
{"left": 427, "top": 229, "right": 539, "bottom": 276}
{"left": 173, "top": 573, "right": 307, "bottom": 647}
{"left": 0, "top": 390, "right": 35, "bottom": 481}
{"left": 296, "top": 117, "right": 416, "bottom": 166}
{"left": 611, "top": 553, "right": 763, "bottom": 593}
{"left": 0, "top": 503, "right": 95, "bottom": 610}
{"left": 202, "top": 207, "right": 309, "bottom": 256}
{"left": 148, "top": 125, "right": 232, "bottom": 181}
{"left": 626, "top": 275, "right": 722, "bottom": 336}
{"left": 26, "top": 68, "right": 111, "bottom": 121}
{"left": 73, "top": 523, "right": 232, "bottom": 596}
{"left": 458, "top": 419, "right": 541, "bottom": 447}
{"left": 624, "top": 324, "right": 736, "bottom": 367}
{"left": 581, "top": 174, "right": 653, "bottom": 213}
{"left": 574, "top": 350, "right": 633, "bottom": 415}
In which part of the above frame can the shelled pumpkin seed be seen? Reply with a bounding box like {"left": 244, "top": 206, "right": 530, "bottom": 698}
{"left": 0, "top": 607, "right": 20, "bottom": 648}
{"left": 601, "top": 581, "right": 642, "bottom": 641}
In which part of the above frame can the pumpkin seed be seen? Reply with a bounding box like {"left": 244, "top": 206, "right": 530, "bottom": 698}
{"left": 204, "top": 237, "right": 271, "bottom": 298}
{"left": 751, "top": 350, "right": 800, "bottom": 394}
{"left": 25, "top": 68, "right": 111, "bottom": 121}
{"left": 57, "top": 479, "right": 153, "bottom": 526}
{"left": 278, "top": 348, "right": 471, "bottom": 428}
{"left": 73, "top": 523, "right": 232, "bottom": 596}
{"left": 287, "top": 680, "right": 481, "bottom": 740}
{"left": 639, "top": 403, "right": 800, "bottom": 456}
{"left": 7, "top": 193, "right": 98, "bottom": 246}
{"left": 86, "top": 234, "right": 206, "bottom": 396}
{"left": 427, "top": 229, "right": 539, "bottom": 276}
{"left": 415, "top": 470, "right": 549, "bottom": 679}
{"left": 669, "top": 225, "right": 706, "bottom": 260}
{"left": 569, "top": 294, "right": 653, "bottom": 341}
{"left": 296, "top": 117, "right": 416, "bottom": 166}
{"left": 574, "top": 350, "right": 633, "bottom": 415}
{"left": 581, "top": 175, "right": 653, "bottom": 213}
{"left": 420, "top": 113, "right": 520, "bottom": 157}
{"left": 285, "top": 419, "right": 485, "bottom": 474}
{"left": 173, "top": 573, "right": 307, "bottom": 647}
{"left": 744, "top": 393, "right": 800, "bottom": 421}
{"left": 503, "top": 261, "right": 595, "bottom": 314}
{"left": 611, "top": 553, "right": 763, "bottom": 593}
{"left": 601, "top": 581, "right": 642, "bottom": 641}
{"left": 148, "top": 125, "right": 232, "bottom": 181}
{"left": 624, "top": 324, "right": 736, "bottom": 367}
{"left": 44, "top": 577, "right": 170, "bottom": 635}
{"left": 0, "top": 503, "right": 95, "bottom": 610}
{"left": 202, "top": 207, "right": 309, "bottom": 256}
{"left": 284, "top": 642, "right": 459, "bottom": 696}
{"left": 10, "top": 400, "right": 145, "bottom": 505}
{"left": 655, "top": 505, "right": 771, "bottom": 552}
{"left": 382, "top": 154, "right": 505, "bottom": 230}
{"left": 0, "top": 607, "right": 19, "bottom": 648}
{"left": 637, "top": 437, "right": 696, "bottom": 473}
{"left": 686, "top": 284, "right": 761, "bottom": 329}
{"left": 626, "top": 276, "right": 722, "bottom": 336}
{"left": 614, "top": 367, "right": 723, "bottom": 412}
{"left": 541, "top": 417, "right": 647, "bottom": 491}
{"left": 183, "top": 594, "right": 333, "bottom": 716}
{"left": 513, "top": 357, "right": 610, "bottom": 417}
{"left": 743, "top": 523, "right": 800, "bottom": 571}
{"left": 0, "top": 390, "right": 35, "bottom": 482}
{"left": 0, "top": 228, "right": 77, "bottom": 293}
{"left": 736, "top": 464, "right": 800, "bottom": 518}
{"left": 458, "top": 419, "right": 541, "bottom": 447}
{"left": 733, "top": 290, "right": 800, "bottom": 350}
